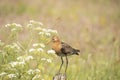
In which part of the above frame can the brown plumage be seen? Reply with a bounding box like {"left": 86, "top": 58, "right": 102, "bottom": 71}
{"left": 51, "top": 36, "right": 80, "bottom": 73}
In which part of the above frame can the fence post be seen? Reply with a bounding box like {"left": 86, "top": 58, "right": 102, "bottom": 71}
{"left": 53, "top": 73, "right": 67, "bottom": 80}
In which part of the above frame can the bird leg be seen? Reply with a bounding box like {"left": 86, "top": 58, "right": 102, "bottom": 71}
{"left": 65, "top": 56, "right": 68, "bottom": 73}
{"left": 58, "top": 57, "right": 64, "bottom": 73}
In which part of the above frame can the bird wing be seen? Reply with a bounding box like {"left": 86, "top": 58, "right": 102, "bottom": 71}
{"left": 61, "top": 42, "right": 80, "bottom": 55}
{"left": 61, "top": 42, "right": 75, "bottom": 55}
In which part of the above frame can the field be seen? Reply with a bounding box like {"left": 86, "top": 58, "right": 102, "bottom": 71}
{"left": 0, "top": 0, "right": 120, "bottom": 80}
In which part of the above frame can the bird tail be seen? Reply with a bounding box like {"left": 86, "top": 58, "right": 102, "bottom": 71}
{"left": 74, "top": 49, "right": 80, "bottom": 55}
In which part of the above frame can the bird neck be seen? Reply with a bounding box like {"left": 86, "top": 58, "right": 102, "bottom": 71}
{"left": 52, "top": 41, "right": 62, "bottom": 51}
{"left": 54, "top": 41, "right": 61, "bottom": 45}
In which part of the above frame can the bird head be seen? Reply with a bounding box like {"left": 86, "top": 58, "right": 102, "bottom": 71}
{"left": 52, "top": 36, "right": 60, "bottom": 43}
{"left": 46, "top": 35, "right": 60, "bottom": 45}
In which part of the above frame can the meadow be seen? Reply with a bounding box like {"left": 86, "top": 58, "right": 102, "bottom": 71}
{"left": 0, "top": 0, "right": 120, "bottom": 80}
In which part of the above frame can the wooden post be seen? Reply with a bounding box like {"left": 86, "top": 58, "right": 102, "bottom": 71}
{"left": 53, "top": 73, "right": 67, "bottom": 80}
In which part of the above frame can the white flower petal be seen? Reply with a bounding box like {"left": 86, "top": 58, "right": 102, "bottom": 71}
{"left": 33, "top": 43, "right": 39, "bottom": 47}
{"left": 41, "top": 58, "right": 46, "bottom": 61}
{"left": 37, "top": 48, "right": 44, "bottom": 52}
{"left": 29, "top": 48, "right": 35, "bottom": 52}
{"left": 47, "top": 59, "right": 52, "bottom": 63}
{"left": 0, "top": 72, "right": 7, "bottom": 76}
{"left": 45, "top": 32, "right": 51, "bottom": 36}
{"left": 5, "top": 24, "right": 10, "bottom": 27}
{"left": 17, "top": 56, "right": 24, "bottom": 61}
{"left": 47, "top": 50, "right": 55, "bottom": 54}
{"left": 27, "top": 69, "right": 34, "bottom": 75}
{"left": 30, "top": 20, "right": 35, "bottom": 24}
{"left": 25, "top": 56, "right": 34, "bottom": 61}
{"left": 8, "top": 74, "right": 16, "bottom": 78}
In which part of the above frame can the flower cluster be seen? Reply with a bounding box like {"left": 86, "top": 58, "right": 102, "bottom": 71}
{"left": 17, "top": 55, "right": 34, "bottom": 61}
{"left": 29, "top": 48, "right": 44, "bottom": 54}
{"left": 5, "top": 23, "right": 22, "bottom": 33}
{"left": 0, "top": 72, "right": 7, "bottom": 76}
{"left": 7, "top": 74, "right": 17, "bottom": 78}
{"left": 9, "top": 61, "right": 25, "bottom": 68}
{"left": 33, "top": 43, "right": 45, "bottom": 48}
{"left": 47, "top": 49, "right": 55, "bottom": 54}
{"left": 0, "top": 20, "right": 58, "bottom": 80}
{"left": 38, "top": 28, "right": 57, "bottom": 37}
{"left": 41, "top": 58, "right": 52, "bottom": 63}
{"left": 0, "top": 72, "right": 17, "bottom": 79}
{"left": 27, "top": 20, "right": 57, "bottom": 37}
{"left": 9, "top": 55, "right": 34, "bottom": 68}
{"left": 4, "top": 43, "right": 21, "bottom": 54}
{"left": 27, "top": 69, "right": 40, "bottom": 75}
{"left": 27, "top": 20, "right": 43, "bottom": 30}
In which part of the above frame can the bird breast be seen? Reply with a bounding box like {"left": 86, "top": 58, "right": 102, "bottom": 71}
{"left": 52, "top": 42, "right": 62, "bottom": 54}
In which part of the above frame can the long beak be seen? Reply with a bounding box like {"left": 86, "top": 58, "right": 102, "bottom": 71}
{"left": 46, "top": 40, "right": 52, "bottom": 45}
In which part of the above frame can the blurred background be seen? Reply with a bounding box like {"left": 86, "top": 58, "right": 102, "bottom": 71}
{"left": 0, "top": 0, "right": 120, "bottom": 57}
{"left": 0, "top": 0, "right": 120, "bottom": 79}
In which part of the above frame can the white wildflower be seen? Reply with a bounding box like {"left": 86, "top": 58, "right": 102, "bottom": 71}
{"left": 27, "top": 23, "right": 32, "bottom": 28}
{"left": 33, "top": 43, "right": 39, "bottom": 47}
{"left": 39, "top": 32, "right": 44, "bottom": 35}
{"left": 38, "top": 22, "right": 43, "bottom": 26}
{"left": 17, "top": 56, "right": 24, "bottom": 61}
{"left": 47, "top": 59, "right": 52, "bottom": 63}
{"left": 0, "top": 72, "right": 7, "bottom": 76}
{"left": 5, "top": 24, "right": 10, "bottom": 27}
{"left": 47, "top": 29, "right": 57, "bottom": 33}
{"left": 29, "top": 48, "right": 35, "bottom": 52}
{"left": 19, "top": 61, "right": 25, "bottom": 65}
{"left": 41, "top": 58, "right": 46, "bottom": 61}
{"left": 7, "top": 74, "right": 16, "bottom": 78}
{"left": 16, "top": 24, "right": 22, "bottom": 28}
{"left": 11, "top": 28, "right": 16, "bottom": 32}
{"left": 9, "top": 62, "right": 18, "bottom": 67}
{"left": 34, "top": 69, "right": 40, "bottom": 73}
{"left": 30, "top": 20, "right": 43, "bottom": 26}
{"left": 47, "top": 50, "right": 55, "bottom": 54}
{"left": 32, "top": 74, "right": 41, "bottom": 80}
{"left": 39, "top": 43, "right": 45, "bottom": 48}
{"left": 25, "top": 56, "right": 34, "bottom": 61}
{"left": 37, "top": 48, "right": 44, "bottom": 52}
{"left": 13, "top": 43, "right": 20, "bottom": 50}
{"left": 47, "top": 29, "right": 53, "bottom": 32}
{"left": 45, "top": 32, "right": 51, "bottom": 36}
{"left": 10, "top": 68, "right": 17, "bottom": 71}
{"left": 27, "top": 69, "right": 34, "bottom": 75}
{"left": 42, "top": 28, "right": 48, "bottom": 32}
{"left": 30, "top": 20, "right": 35, "bottom": 24}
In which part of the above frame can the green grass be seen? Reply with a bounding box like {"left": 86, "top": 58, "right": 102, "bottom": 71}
{"left": 0, "top": 20, "right": 120, "bottom": 80}
{"left": 0, "top": 0, "right": 120, "bottom": 80}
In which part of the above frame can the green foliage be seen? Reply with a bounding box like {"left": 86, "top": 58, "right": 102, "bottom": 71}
{"left": 0, "top": 20, "right": 57, "bottom": 80}
{"left": 0, "top": 20, "right": 120, "bottom": 80}
{"left": 0, "top": 0, "right": 120, "bottom": 80}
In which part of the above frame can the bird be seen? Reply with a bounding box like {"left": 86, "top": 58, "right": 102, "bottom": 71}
{"left": 51, "top": 36, "right": 80, "bottom": 73}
